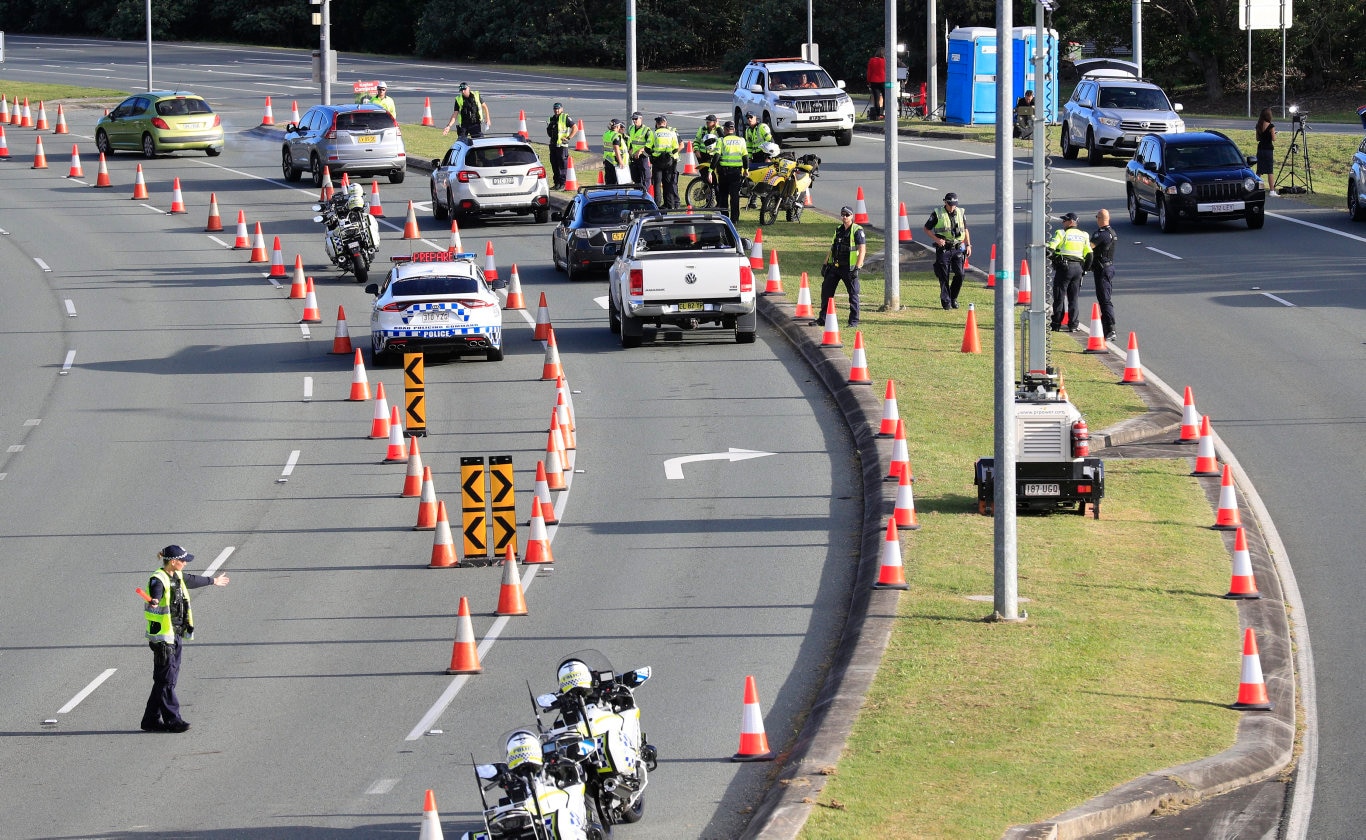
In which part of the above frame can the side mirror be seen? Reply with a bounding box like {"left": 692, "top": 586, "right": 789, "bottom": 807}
{"left": 311, "top": 203, "right": 324, "bottom": 211}
{"left": 1246, "top": 156, "right": 1258, "bottom": 168}
{"left": 475, "top": 764, "right": 500, "bottom": 780}
{"left": 551, "top": 211, "right": 562, "bottom": 221}
{"left": 749, "top": 84, "right": 762, "bottom": 94}
{"left": 741, "top": 238, "right": 752, "bottom": 252}
{"left": 284, "top": 123, "right": 297, "bottom": 133}
{"left": 431, "top": 158, "right": 441, "bottom": 168}
{"left": 1080, "top": 99, "right": 1094, "bottom": 109}
{"left": 312, "top": 214, "right": 325, "bottom": 223}
{"left": 536, "top": 693, "right": 559, "bottom": 710}
{"left": 1174, "top": 103, "right": 1184, "bottom": 112}
{"left": 1143, "top": 160, "right": 1157, "bottom": 173}
{"left": 364, "top": 283, "right": 379, "bottom": 296}
{"left": 623, "top": 666, "right": 651, "bottom": 687}
{"left": 836, "top": 80, "right": 847, "bottom": 90}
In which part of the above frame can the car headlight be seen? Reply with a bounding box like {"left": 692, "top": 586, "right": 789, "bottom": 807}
{"left": 1173, "top": 119, "right": 1185, "bottom": 132}
{"left": 1179, "top": 182, "right": 1193, "bottom": 195}
{"left": 1097, "top": 115, "right": 1121, "bottom": 128}
{"left": 776, "top": 98, "right": 797, "bottom": 109}
{"left": 1243, "top": 177, "right": 1259, "bottom": 192}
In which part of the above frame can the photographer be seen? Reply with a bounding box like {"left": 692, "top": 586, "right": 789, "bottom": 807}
{"left": 924, "top": 193, "right": 972, "bottom": 309}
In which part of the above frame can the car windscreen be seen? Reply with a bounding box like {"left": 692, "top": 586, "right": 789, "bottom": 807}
{"left": 390, "top": 275, "right": 482, "bottom": 298}
{"left": 770, "top": 70, "right": 835, "bottom": 90}
{"left": 1097, "top": 87, "right": 1172, "bottom": 111}
{"left": 1166, "top": 143, "right": 1247, "bottom": 171}
{"left": 335, "top": 111, "right": 397, "bottom": 132}
{"left": 584, "top": 201, "right": 654, "bottom": 225}
{"left": 637, "top": 222, "right": 737, "bottom": 251}
{"left": 465, "top": 145, "right": 539, "bottom": 168}
{"left": 155, "top": 98, "right": 213, "bottom": 117}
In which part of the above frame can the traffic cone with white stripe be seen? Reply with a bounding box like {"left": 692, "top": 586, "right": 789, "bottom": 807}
{"left": 1192, "top": 415, "right": 1219, "bottom": 476}
{"left": 819, "top": 299, "right": 842, "bottom": 347}
{"left": 370, "top": 381, "right": 391, "bottom": 438}
{"left": 848, "top": 331, "right": 872, "bottom": 385}
{"left": 445, "top": 597, "right": 482, "bottom": 674}
{"left": 1225, "top": 527, "right": 1261, "bottom": 599}
{"left": 515, "top": 109, "right": 529, "bottom": 140}
{"left": 1016, "top": 259, "right": 1032, "bottom": 306}
{"left": 0, "top": 96, "right": 8, "bottom": 125}
{"left": 732, "top": 676, "right": 774, "bottom": 761}
{"left": 348, "top": 348, "right": 370, "bottom": 401}
{"left": 35, "top": 101, "right": 49, "bottom": 130}
{"left": 762, "top": 249, "right": 784, "bottom": 295}
{"left": 402, "top": 436, "right": 425, "bottom": 497}
{"left": 53, "top": 103, "right": 68, "bottom": 135}
{"left": 544, "top": 429, "right": 568, "bottom": 491}
{"left": 248, "top": 223, "right": 268, "bottom": 262}
{"left": 748, "top": 228, "right": 764, "bottom": 270}
{"left": 66, "top": 144, "right": 83, "bottom": 178}
{"left": 497, "top": 546, "right": 528, "bottom": 616}
{"left": 260, "top": 96, "right": 275, "bottom": 126}
{"left": 414, "top": 466, "right": 438, "bottom": 530}
{"left": 794, "top": 272, "right": 813, "bottom": 318}
{"left": 417, "top": 790, "right": 444, "bottom": 840}
{"left": 320, "top": 167, "right": 334, "bottom": 202}
{"left": 428, "top": 501, "right": 459, "bottom": 569}
{"left": 886, "top": 418, "right": 909, "bottom": 482}
{"left": 555, "top": 394, "right": 576, "bottom": 452}
{"left": 20, "top": 98, "right": 31, "bottom": 128}
{"left": 563, "top": 154, "right": 579, "bottom": 191}
{"left": 504, "top": 264, "right": 526, "bottom": 310}
{"left": 402, "top": 200, "right": 420, "bottom": 239}
{"left": 31, "top": 135, "right": 48, "bottom": 169}
{"left": 1084, "top": 302, "right": 1106, "bottom": 351}
{"left": 556, "top": 372, "right": 577, "bottom": 431}
{"left": 290, "top": 100, "right": 300, "bottom": 124}
{"left": 533, "top": 461, "right": 558, "bottom": 525}
{"left": 875, "top": 518, "right": 910, "bottom": 588}
{"left": 167, "top": 177, "right": 187, "bottom": 214}
{"left": 853, "top": 186, "right": 869, "bottom": 223}
{"left": 961, "top": 303, "right": 982, "bottom": 354}
{"left": 893, "top": 469, "right": 921, "bottom": 530}
{"left": 1176, "top": 386, "right": 1200, "bottom": 444}
{"left": 232, "top": 210, "right": 249, "bottom": 248}
{"left": 1212, "top": 464, "right": 1241, "bottom": 530}
{"left": 1119, "top": 332, "right": 1144, "bottom": 384}
{"left": 448, "top": 219, "right": 463, "bottom": 252}
{"left": 986, "top": 243, "right": 996, "bottom": 288}
{"left": 483, "top": 241, "right": 499, "bottom": 284}
{"left": 897, "top": 202, "right": 912, "bottom": 242}
{"left": 268, "top": 236, "right": 287, "bottom": 277}
{"left": 541, "top": 326, "right": 564, "bottom": 380}
{"left": 0, "top": 124, "right": 9, "bottom": 160}
{"left": 1231, "top": 627, "right": 1273, "bottom": 710}
{"left": 204, "top": 192, "right": 223, "bottom": 231}
{"left": 130, "top": 163, "right": 149, "bottom": 198}
{"left": 331, "top": 306, "right": 353, "bottom": 354}
{"left": 877, "top": 381, "right": 899, "bottom": 437}
{"left": 574, "top": 119, "right": 589, "bottom": 151}
{"left": 299, "top": 277, "right": 322, "bottom": 323}
{"left": 289, "top": 256, "right": 307, "bottom": 299}
{"left": 93, "top": 151, "right": 112, "bottom": 187}
{"left": 549, "top": 410, "right": 569, "bottom": 473}
{"left": 524, "top": 498, "right": 554, "bottom": 565}
{"left": 369, "top": 180, "right": 384, "bottom": 216}
{"left": 533, "top": 292, "right": 551, "bottom": 341}
{"left": 383, "top": 406, "right": 407, "bottom": 462}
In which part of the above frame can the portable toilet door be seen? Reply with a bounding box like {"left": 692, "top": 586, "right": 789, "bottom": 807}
{"left": 946, "top": 27, "right": 998, "bottom": 125}
{"left": 1012, "top": 27, "right": 1059, "bottom": 123}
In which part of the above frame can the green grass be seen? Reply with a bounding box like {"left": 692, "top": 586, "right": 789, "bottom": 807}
{"left": 0, "top": 78, "right": 128, "bottom": 101}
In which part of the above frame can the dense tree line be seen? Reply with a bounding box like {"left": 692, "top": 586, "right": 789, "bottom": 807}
{"left": 2, "top": 0, "right": 1361, "bottom": 102}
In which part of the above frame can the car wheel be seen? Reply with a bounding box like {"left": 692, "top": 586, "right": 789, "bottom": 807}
{"left": 1060, "top": 124, "right": 1078, "bottom": 160}
{"left": 1127, "top": 189, "right": 1147, "bottom": 225}
{"left": 552, "top": 240, "right": 564, "bottom": 272}
{"left": 370, "top": 341, "right": 394, "bottom": 368}
{"left": 1246, "top": 208, "right": 1265, "bottom": 230}
{"left": 608, "top": 294, "right": 621, "bottom": 334}
{"left": 282, "top": 147, "right": 301, "bottom": 182}
{"left": 566, "top": 257, "right": 579, "bottom": 282}
{"left": 1086, "top": 130, "right": 1103, "bottom": 165}
{"left": 620, "top": 316, "right": 642, "bottom": 349}
{"left": 807, "top": 134, "right": 821, "bottom": 142}
{"left": 431, "top": 182, "right": 448, "bottom": 220}
{"left": 534, "top": 206, "right": 550, "bottom": 224}
{"left": 95, "top": 129, "right": 112, "bottom": 156}
{"left": 389, "top": 169, "right": 405, "bottom": 184}
{"left": 733, "top": 108, "right": 744, "bottom": 129}
{"left": 836, "top": 128, "right": 853, "bottom": 147}
{"left": 486, "top": 346, "right": 504, "bottom": 362}
{"left": 142, "top": 133, "right": 157, "bottom": 159}
{"left": 205, "top": 146, "right": 222, "bottom": 157}
{"left": 1349, "top": 181, "right": 1366, "bottom": 221}
{"left": 736, "top": 329, "right": 757, "bottom": 344}
{"left": 1157, "top": 197, "right": 1175, "bottom": 232}
{"left": 310, "top": 155, "right": 324, "bottom": 188}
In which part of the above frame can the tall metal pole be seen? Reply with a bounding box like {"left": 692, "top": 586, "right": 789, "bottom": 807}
{"left": 1246, "top": 0, "right": 1253, "bottom": 119}
{"left": 1131, "top": 0, "right": 1142, "bottom": 77}
{"left": 926, "top": 0, "right": 938, "bottom": 120}
{"left": 321, "top": 0, "right": 332, "bottom": 106}
{"left": 626, "top": 0, "right": 638, "bottom": 117}
{"left": 807, "top": 0, "right": 815, "bottom": 62}
{"left": 145, "top": 0, "right": 153, "bottom": 91}
{"left": 993, "top": 0, "right": 1019, "bottom": 622}
{"left": 882, "top": 6, "right": 900, "bottom": 312}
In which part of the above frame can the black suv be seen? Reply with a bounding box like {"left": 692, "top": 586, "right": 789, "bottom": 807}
{"left": 1125, "top": 131, "right": 1265, "bottom": 232}
{"left": 550, "top": 186, "right": 657, "bottom": 280}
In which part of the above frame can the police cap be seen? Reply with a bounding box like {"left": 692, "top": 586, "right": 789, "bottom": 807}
{"left": 655, "top": 116, "right": 666, "bottom": 125}
{"left": 943, "top": 192, "right": 959, "bottom": 204}
{"left": 631, "top": 111, "right": 643, "bottom": 120}
{"left": 1060, "top": 211, "right": 1078, "bottom": 222}
{"left": 723, "top": 120, "right": 735, "bottom": 130}
{"left": 553, "top": 102, "right": 563, "bottom": 109}
{"left": 705, "top": 114, "right": 717, "bottom": 122}
{"left": 160, "top": 545, "right": 194, "bottom": 562}
{"left": 458, "top": 82, "right": 469, "bottom": 91}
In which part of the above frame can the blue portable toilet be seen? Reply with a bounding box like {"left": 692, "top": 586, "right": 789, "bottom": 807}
{"left": 1012, "top": 26, "right": 1059, "bottom": 123}
{"left": 946, "top": 27, "right": 999, "bottom": 126}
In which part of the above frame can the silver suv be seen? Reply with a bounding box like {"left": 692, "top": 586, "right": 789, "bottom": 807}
{"left": 1060, "top": 60, "right": 1183, "bottom": 165}
{"left": 732, "top": 58, "right": 855, "bottom": 147}
{"left": 429, "top": 136, "right": 551, "bottom": 226}
{"left": 282, "top": 104, "right": 407, "bottom": 186}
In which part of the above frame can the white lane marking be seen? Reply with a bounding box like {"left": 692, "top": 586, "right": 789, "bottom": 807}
{"left": 303, "top": 376, "right": 314, "bottom": 402}
{"left": 1262, "top": 292, "right": 1296, "bottom": 307}
{"left": 59, "top": 350, "right": 76, "bottom": 375}
{"left": 56, "top": 668, "right": 117, "bottom": 715}
{"left": 0, "top": 227, "right": 9, "bottom": 235}
{"left": 208, "top": 235, "right": 232, "bottom": 249}
{"left": 35, "top": 258, "right": 52, "bottom": 272}
{"left": 366, "top": 779, "right": 399, "bottom": 795}
{"left": 905, "top": 181, "right": 938, "bottom": 191}
{"left": 277, "top": 450, "right": 301, "bottom": 483}
{"left": 267, "top": 277, "right": 282, "bottom": 289}
{"left": 64, "top": 299, "right": 76, "bottom": 317}
{"left": 1144, "top": 246, "right": 1183, "bottom": 260}
{"left": 1270, "top": 210, "right": 1366, "bottom": 243}
{"left": 68, "top": 179, "right": 89, "bottom": 186}
{"left": 203, "top": 547, "right": 235, "bottom": 576}
{"left": 139, "top": 203, "right": 163, "bottom": 214}
{"left": 593, "top": 294, "right": 608, "bottom": 310}
{"left": 6, "top": 445, "right": 23, "bottom": 453}
{"left": 25, "top": 419, "right": 41, "bottom": 426}
{"left": 0, "top": 474, "right": 6, "bottom": 481}
{"left": 300, "top": 324, "right": 311, "bottom": 340}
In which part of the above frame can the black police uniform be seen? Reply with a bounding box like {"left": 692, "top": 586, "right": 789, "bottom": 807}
{"left": 1090, "top": 223, "right": 1118, "bottom": 339}
{"left": 142, "top": 569, "right": 216, "bottom": 731}
{"left": 817, "top": 222, "right": 865, "bottom": 326}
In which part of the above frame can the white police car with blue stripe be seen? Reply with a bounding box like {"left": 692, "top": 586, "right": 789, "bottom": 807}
{"left": 365, "top": 250, "right": 504, "bottom": 365}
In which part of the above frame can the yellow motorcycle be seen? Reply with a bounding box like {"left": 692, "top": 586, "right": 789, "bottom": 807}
{"left": 748, "top": 151, "right": 821, "bottom": 225}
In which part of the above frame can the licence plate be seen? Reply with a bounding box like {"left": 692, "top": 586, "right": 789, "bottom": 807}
{"left": 491, "top": 176, "right": 516, "bottom": 185}
{"left": 678, "top": 301, "right": 704, "bottom": 312}
{"left": 356, "top": 135, "right": 377, "bottom": 144}
{"left": 1024, "top": 483, "right": 1060, "bottom": 497}
{"left": 182, "top": 122, "right": 204, "bottom": 129}
{"left": 418, "top": 312, "right": 450, "bottom": 323}
{"left": 611, "top": 232, "right": 625, "bottom": 241}
{"left": 1200, "top": 201, "right": 1245, "bottom": 213}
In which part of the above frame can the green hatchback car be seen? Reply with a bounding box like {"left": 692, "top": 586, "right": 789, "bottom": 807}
{"left": 95, "top": 92, "right": 225, "bottom": 158}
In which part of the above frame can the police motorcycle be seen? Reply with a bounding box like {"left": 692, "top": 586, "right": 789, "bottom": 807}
{"left": 683, "top": 135, "right": 721, "bottom": 209}
{"left": 311, "top": 183, "right": 381, "bottom": 284}
{"left": 533, "top": 650, "right": 657, "bottom": 828}
{"left": 746, "top": 146, "right": 821, "bottom": 225}
{"left": 460, "top": 728, "right": 608, "bottom": 840}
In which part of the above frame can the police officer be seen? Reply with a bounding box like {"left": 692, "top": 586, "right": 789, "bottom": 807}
{"left": 141, "top": 544, "right": 229, "bottom": 733}
{"left": 443, "top": 82, "right": 490, "bottom": 139}
{"left": 813, "top": 206, "right": 866, "bottom": 327}
{"left": 625, "top": 112, "right": 654, "bottom": 190}
{"left": 743, "top": 112, "right": 775, "bottom": 209}
{"left": 714, "top": 121, "right": 749, "bottom": 222}
{"left": 1046, "top": 212, "right": 1094, "bottom": 332}
{"left": 923, "top": 192, "right": 972, "bottom": 309}
{"left": 546, "top": 102, "right": 575, "bottom": 190}
{"left": 1089, "top": 208, "right": 1118, "bottom": 341}
{"left": 694, "top": 114, "right": 723, "bottom": 167}
{"left": 650, "top": 116, "right": 681, "bottom": 209}
{"left": 365, "top": 82, "right": 396, "bottom": 118}
{"left": 601, "top": 119, "right": 628, "bottom": 185}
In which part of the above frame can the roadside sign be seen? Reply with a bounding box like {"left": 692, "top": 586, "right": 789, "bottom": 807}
{"left": 460, "top": 457, "right": 487, "bottom": 559}
{"left": 403, "top": 352, "right": 426, "bottom": 437}
{"left": 488, "top": 455, "right": 518, "bottom": 557}
{"left": 1239, "top": 0, "right": 1292, "bottom": 29}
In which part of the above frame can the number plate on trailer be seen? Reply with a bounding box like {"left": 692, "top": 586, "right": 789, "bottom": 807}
{"left": 356, "top": 135, "right": 377, "bottom": 144}
{"left": 1199, "top": 201, "right": 1245, "bottom": 214}
{"left": 491, "top": 176, "right": 516, "bottom": 185}
{"left": 677, "top": 301, "right": 704, "bottom": 312}
{"left": 1024, "top": 483, "right": 1060, "bottom": 497}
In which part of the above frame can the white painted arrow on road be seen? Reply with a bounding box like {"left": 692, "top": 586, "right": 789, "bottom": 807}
{"left": 664, "top": 448, "right": 775, "bottom": 479}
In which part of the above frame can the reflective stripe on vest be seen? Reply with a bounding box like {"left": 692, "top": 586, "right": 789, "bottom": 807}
{"left": 830, "top": 223, "right": 864, "bottom": 267}
{"left": 626, "top": 125, "right": 654, "bottom": 154}
{"left": 144, "top": 568, "right": 193, "bottom": 644}
{"left": 931, "top": 207, "right": 966, "bottom": 243}
{"left": 718, "top": 135, "right": 747, "bottom": 167}
{"left": 1048, "top": 227, "right": 1091, "bottom": 260}
{"left": 744, "top": 123, "right": 772, "bottom": 154}
{"left": 552, "top": 113, "right": 573, "bottom": 145}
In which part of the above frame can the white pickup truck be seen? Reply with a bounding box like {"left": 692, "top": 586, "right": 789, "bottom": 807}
{"left": 607, "top": 211, "right": 757, "bottom": 348}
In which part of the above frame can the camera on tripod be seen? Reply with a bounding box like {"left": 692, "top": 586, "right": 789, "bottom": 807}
{"left": 1290, "top": 105, "right": 1308, "bottom": 125}
{"left": 1277, "top": 105, "right": 1314, "bottom": 195}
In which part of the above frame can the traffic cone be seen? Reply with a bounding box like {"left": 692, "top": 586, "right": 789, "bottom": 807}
{"left": 873, "top": 518, "right": 911, "bottom": 589}
{"left": 549, "top": 410, "right": 569, "bottom": 472}
{"left": 248, "top": 223, "right": 268, "bottom": 262}
{"left": 0, "top": 125, "right": 9, "bottom": 160}
{"left": 66, "top": 144, "right": 83, "bottom": 178}
{"left": 92, "top": 151, "right": 112, "bottom": 187}
{"left": 289, "top": 256, "right": 307, "bottom": 299}
{"left": 327, "top": 306, "right": 353, "bottom": 354}
{"left": 533, "top": 461, "right": 558, "bottom": 525}
{"left": 556, "top": 393, "right": 575, "bottom": 450}
{"left": 515, "top": 109, "right": 529, "bottom": 140}
{"left": 1191, "top": 415, "right": 1220, "bottom": 476}
{"left": 401, "top": 200, "right": 420, "bottom": 239}
{"left": 31, "top": 135, "right": 48, "bottom": 169}
{"left": 504, "top": 264, "right": 526, "bottom": 310}
{"left": 417, "top": 789, "right": 444, "bottom": 840}
{"left": 563, "top": 155, "right": 579, "bottom": 191}
{"left": 290, "top": 100, "right": 300, "bottom": 124}
{"left": 1016, "top": 259, "right": 1032, "bottom": 306}
{"left": 886, "top": 418, "right": 909, "bottom": 482}
{"left": 524, "top": 498, "right": 554, "bottom": 565}
{"left": 1176, "top": 386, "right": 1200, "bottom": 443}
{"left": 445, "top": 597, "right": 482, "bottom": 674}
{"left": 848, "top": 331, "right": 872, "bottom": 385}
{"left": 574, "top": 119, "right": 589, "bottom": 151}
{"left": 448, "top": 219, "right": 463, "bottom": 252}
{"left": 130, "top": 163, "right": 148, "bottom": 198}
{"left": 819, "top": 300, "right": 842, "bottom": 347}
{"left": 541, "top": 326, "right": 564, "bottom": 380}
{"left": 370, "top": 382, "right": 391, "bottom": 439}
{"left": 483, "top": 241, "right": 499, "bottom": 284}
{"left": 732, "top": 676, "right": 775, "bottom": 762}
{"left": 794, "top": 272, "right": 814, "bottom": 318}
{"left": 0, "top": 96, "right": 9, "bottom": 126}
{"left": 893, "top": 469, "right": 921, "bottom": 530}
{"left": 260, "top": 96, "right": 274, "bottom": 126}
{"left": 232, "top": 210, "right": 249, "bottom": 248}
{"left": 320, "top": 166, "right": 334, "bottom": 202}
{"left": 383, "top": 406, "right": 407, "bottom": 462}
{"left": 34, "top": 100, "right": 49, "bottom": 130}
{"left": 428, "top": 501, "right": 459, "bottom": 569}
{"left": 204, "top": 192, "right": 223, "bottom": 231}
{"left": 53, "top": 103, "right": 69, "bottom": 135}
{"left": 961, "top": 303, "right": 982, "bottom": 353}
{"left": 268, "top": 236, "right": 287, "bottom": 277}
{"left": 804, "top": 183, "right": 814, "bottom": 206}
{"left": 533, "top": 292, "right": 551, "bottom": 341}
{"left": 986, "top": 243, "right": 996, "bottom": 288}
{"left": 1231, "top": 627, "right": 1273, "bottom": 710}
{"left": 420, "top": 97, "right": 435, "bottom": 127}
{"left": 1084, "top": 302, "right": 1106, "bottom": 351}
{"left": 596, "top": 169, "right": 605, "bottom": 185}
{"left": 369, "top": 180, "right": 384, "bottom": 216}
{"left": 762, "top": 249, "right": 784, "bottom": 295}
{"left": 556, "top": 372, "right": 577, "bottom": 431}
{"left": 165, "top": 177, "right": 187, "bottom": 213}
{"left": 401, "top": 436, "right": 425, "bottom": 497}
{"left": 496, "top": 546, "right": 528, "bottom": 616}
{"left": 853, "top": 186, "right": 869, "bottom": 224}
{"left": 675, "top": 139, "right": 693, "bottom": 176}
{"left": 19, "top": 98, "right": 31, "bottom": 128}
{"left": 348, "top": 348, "right": 370, "bottom": 401}
{"left": 748, "top": 228, "right": 764, "bottom": 270}
{"left": 897, "top": 202, "right": 912, "bottom": 242}
{"left": 1212, "top": 464, "right": 1241, "bottom": 530}
{"left": 299, "top": 277, "right": 322, "bottom": 323}
{"left": 877, "top": 380, "right": 899, "bottom": 437}
{"left": 1119, "top": 332, "right": 1144, "bottom": 383}
{"left": 1225, "top": 527, "right": 1261, "bottom": 599}
{"left": 544, "top": 428, "right": 568, "bottom": 490}
{"left": 414, "top": 466, "right": 438, "bottom": 530}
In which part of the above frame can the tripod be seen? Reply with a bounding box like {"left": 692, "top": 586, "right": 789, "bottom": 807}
{"left": 1275, "top": 116, "right": 1313, "bottom": 195}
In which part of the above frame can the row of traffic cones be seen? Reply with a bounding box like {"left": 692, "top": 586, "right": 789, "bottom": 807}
{"left": 0, "top": 97, "right": 71, "bottom": 133}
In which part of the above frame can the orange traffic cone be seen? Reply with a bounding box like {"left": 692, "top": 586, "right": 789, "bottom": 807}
{"left": 93, "top": 151, "right": 112, "bottom": 187}
{"left": 794, "top": 271, "right": 813, "bottom": 318}
{"left": 248, "top": 223, "right": 268, "bottom": 262}
{"left": 268, "top": 236, "right": 287, "bottom": 277}
{"left": 167, "top": 177, "right": 187, "bottom": 214}
{"left": 331, "top": 306, "right": 353, "bottom": 354}
{"left": 1084, "top": 302, "right": 1106, "bottom": 351}
{"left": 130, "top": 163, "right": 148, "bottom": 199}
{"left": 1212, "top": 464, "right": 1241, "bottom": 530}
{"left": 819, "top": 300, "right": 842, "bottom": 347}
{"left": 204, "top": 192, "right": 223, "bottom": 231}
{"left": 414, "top": 466, "right": 438, "bottom": 530}
{"left": 66, "top": 144, "right": 83, "bottom": 178}
{"left": 1191, "top": 415, "right": 1220, "bottom": 476}
{"left": 53, "top": 103, "right": 69, "bottom": 135}
{"left": 877, "top": 381, "right": 900, "bottom": 437}
{"left": 370, "top": 382, "right": 391, "bottom": 438}
{"left": 445, "top": 597, "right": 482, "bottom": 674}
{"left": 348, "top": 348, "right": 370, "bottom": 401}
{"left": 748, "top": 228, "right": 764, "bottom": 270}
{"left": 533, "top": 292, "right": 551, "bottom": 341}
{"left": 1176, "top": 386, "right": 1200, "bottom": 444}
{"left": 483, "top": 241, "right": 499, "bottom": 284}
{"left": 549, "top": 411, "right": 569, "bottom": 472}
{"left": 555, "top": 393, "right": 575, "bottom": 450}
{"left": 232, "top": 210, "right": 249, "bottom": 248}
{"left": 875, "top": 518, "right": 910, "bottom": 588}
{"left": 383, "top": 406, "right": 408, "bottom": 462}
{"left": 524, "top": 498, "right": 554, "bottom": 565}
{"left": 763, "top": 249, "right": 784, "bottom": 295}
{"left": 369, "top": 180, "right": 384, "bottom": 216}
{"left": 504, "top": 264, "right": 526, "bottom": 310}
{"left": 428, "top": 501, "right": 460, "bottom": 568}
{"left": 532, "top": 461, "right": 558, "bottom": 526}
{"left": 401, "top": 436, "right": 425, "bottom": 497}
{"left": 541, "top": 326, "right": 564, "bottom": 380}
{"left": 681, "top": 140, "right": 697, "bottom": 174}
{"left": 732, "top": 675, "right": 775, "bottom": 761}
{"left": 289, "top": 257, "right": 307, "bottom": 299}
{"left": 290, "top": 100, "right": 301, "bottom": 124}
{"left": 803, "top": 182, "right": 814, "bottom": 207}
{"left": 893, "top": 469, "right": 921, "bottom": 530}
{"left": 897, "top": 202, "right": 912, "bottom": 242}
{"left": 961, "top": 303, "right": 982, "bottom": 353}
{"left": 20, "top": 98, "right": 31, "bottom": 128}
{"left": 563, "top": 154, "right": 579, "bottom": 191}
{"left": 0, "top": 124, "right": 9, "bottom": 159}
{"left": 299, "top": 277, "right": 322, "bottom": 324}
{"left": 320, "top": 166, "right": 334, "bottom": 202}
{"left": 574, "top": 120, "right": 589, "bottom": 151}
{"left": 986, "top": 243, "right": 996, "bottom": 288}
{"left": 886, "top": 418, "right": 909, "bottom": 483}
{"left": 848, "top": 331, "right": 872, "bottom": 385}
{"left": 544, "top": 428, "right": 568, "bottom": 491}
{"left": 448, "top": 219, "right": 463, "bottom": 252}
{"left": 596, "top": 168, "right": 604, "bottom": 185}
{"left": 1231, "top": 627, "right": 1274, "bottom": 710}
{"left": 420, "top": 97, "right": 435, "bottom": 127}
{"left": 260, "top": 96, "right": 275, "bottom": 126}
{"left": 34, "top": 101, "right": 49, "bottom": 131}
{"left": 0, "top": 95, "right": 8, "bottom": 125}
{"left": 31, "top": 135, "right": 48, "bottom": 169}
{"left": 515, "top": 109, "right": 529, "bottom": 140}
{"left": 1119, "top": 332, "right": 1144, "bottom": 383}
{"left": 853, "top": 186, "right": 869, "bottom": 223}
{"left": 1016, "top": 259, "right": 1032, "bottom": 306}
{"left": 1225, "top": 527, "right": 1261, "bottom": 599}
{"left": 402, "top": 200, "right": 420, "bottom": 239}
{"left": 496, "top": 546, "right": 528, "bottom": 616}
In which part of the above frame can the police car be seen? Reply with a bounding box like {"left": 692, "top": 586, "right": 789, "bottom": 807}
{"left": 365, "top": 250, "right": 503, "bottom": 365}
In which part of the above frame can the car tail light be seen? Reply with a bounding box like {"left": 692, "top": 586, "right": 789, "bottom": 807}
{"left": 151, "top": 118, "right": 170, "bottom": 130}
{"left": 530, "top": 165, "right": 546, "bottom": 179}
{"left": 460, "top": 299, "right": 495, "bottom": 308}
{"left": 739, "top": 266, "right": 754, "bottom": 293}
{"left": 326, "top": 117, "right": 337, "bottom": 140}
{"left": 379, "top": 302, "right": 408, "bottom": 312}
{"left": 629, "top": 269, "right": 644, "bottom": 296}
{"left": 1077, "top": 484, "right": 1093, "bottom": 494}
{"left": 211, "top": 114, "right": 221, "bottom": 127}
{"left": 457, "top": 170, "right": 480, "bottom": 183}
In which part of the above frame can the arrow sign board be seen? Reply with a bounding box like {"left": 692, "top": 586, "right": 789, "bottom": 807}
{"left": 664, "top": 448, "right": 775, "bottom": 480}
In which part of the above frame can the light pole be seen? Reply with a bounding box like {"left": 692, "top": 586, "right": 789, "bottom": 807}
{"left": 145, "top": 0, "right": 153, "bottom": 90}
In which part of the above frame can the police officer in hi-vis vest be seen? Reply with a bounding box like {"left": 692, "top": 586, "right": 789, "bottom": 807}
{"left": 1046, "top": 212, "right": 1094, "bottom": 332}
{"left": 546, "top": 102, "right": 575, "bottom": 190}
{"left": 650, "top": 116, "right": 681, "bottom": 209}
{"left": 141, "top": 544, "right": 229, "bottom": 733}
{"left": 812, "top": 206, "right": 867, "bottom": 327}
{"left": 923, "top": 192, "right": 973, "bottom": 309}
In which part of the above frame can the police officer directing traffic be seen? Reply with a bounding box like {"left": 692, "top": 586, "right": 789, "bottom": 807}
{"left": 141, "top": 544, "right": 229, "bottom": 733}
{"left": 546, "top": 102, "right": 574, "bottom": 191}
{"left": 923, "top": 192, "right": 972, "bottom": 309}
{"left": 365, "top": 82, "right": 396, "bottom": 118}
{"left": 1089, "top": 209, "right": 1118, "bottom": 342}
{"left": 1047, "top": 212, "right": 1093, "bottom": 332}
{"left": 443, "top": 82, "right": 490, "bottom": 139}
{"left": 714, "top": 121, "right": 749, "bottom": 222}
{"left": 650, "top": 116, "right": 681, "bottom": 209}
{"left": 813, "top": 206, "right": 866, "bottom": 328}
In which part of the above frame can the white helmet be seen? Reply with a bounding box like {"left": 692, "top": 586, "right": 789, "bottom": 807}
{"left": 761, "top": 142, "right": 780, "bottom": 158}
{"left": 345, "top": 183, "right": 366, "bottom": 212}
{"left": 505, "top": 730, "right": 542, "bottom": 770}
{"left": 558, "top": 659, "right": 593, "bottom": 694}
{"left": 702, "top": 135, "right": 719, "bottom": 151}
